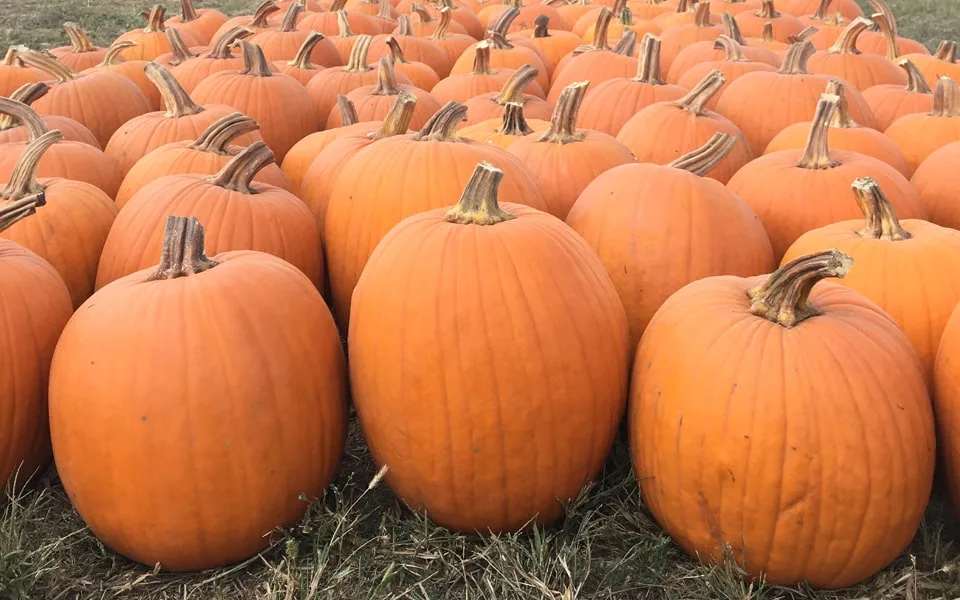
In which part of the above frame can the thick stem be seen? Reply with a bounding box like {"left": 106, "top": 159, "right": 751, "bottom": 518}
{"left": 378, "top": 0, "right": 394, "bottom": 22}
{"left": 0, "top": 97, "right": 49, "bottom": 139}
{"left": 796, "top": 93, "right": 840, "bottom": 169}
{"left": 693, "top": 1, "right": 712, "bottom": 27}
{"left": 236, "top": 40, "right": 273, "bottom": 76}
{"left": 667, "top": 132, "right": 735, "bottom": 176}
{"left": 533, "top": 15, "right": 549, "bottom": 38}
{"left": 146, "top": 216, "right": 220, "bottom": 281}
{"left": 337, "top": 11, "right": 354, "bottom": 37}
{"left": 143, "top": 5, "right": 168, "bottom": 33}
{"left": 289, "top": 31, "right": 325, "bottom": 69}
{"left": 899, "top": 59, "right": 932, "bottom": 94}
{"left": 488, "top": 7, "right": 520, "bottom": 41}
{"left": 756, "top": 0, "right": 779, "bottom": 19}
{"left": 812, "top": 0, "right": 831, "bottom": 20}
{"left": 336, "top": 95, "right": 359, "bottom": 126}
{"left": 828, "top": 17, "right": 871, "bottom": 55}
{"left": 209, "top": 27, "right": 254, "bottom": 59}
{"left": 721, "top": 13, "right": 747, "bottom": 45}
{"left": 0, "top": 83, "right": 49, "bottom": 131}
{"left": 166, "top": 28, "right": 198, "bottom": 66}
{"left": 179, "top": 0, "right": 201, "bottom": 23}
{"left": 867, "top": 0, "right": 897, "bottom": 37}
{"left": 250, "top": 1, "right": 281, "bottom": 28}
{"left": 495, "top": 64, "right": 539, "bottom": 104}
{"left": 747, "top": 250, "right": 852, "bottom": 327}
{"left": 618, "top": 7, "right": 633, "bottom": 26}
{"left": 330, "top": 0, "right": 348, "bottom": 11}
{"left": 207, "top": 140, "right": 275, "bottom": 192}
{"left": 411, "top": 4, "right": 434, "bottom": 23}
{"left": 497, "top": 102, "right": 533, "bottom": 135}
{"left": 191, "top": 113, "right": 260, "bottom": 153}
{"left": 345, "top": 35, "right": 374, "bottom": 72}
{"left": 385, "top": 36, "right": 410, "bottom": 64}
{"left": 932, "top": 77, "right": 960, "bottom": 117}
{"left": 853, "top": 176, "right": 911, "bottom": 241}
{"left": 2, "top": 48, "right": 25, "bottom": 67}
{"left": 676, "top": 69, "right": 726, "bottom": 115}
{"left": 788, "top": 26, "right": 818, "bottom": 44}
{"left": 612, "top": 29, "right": 637, "bottom": 56}
{"left": 371, "top": 91, "right": 416, "bottom": 140}
{"left": 760, "top": 22, "right": 775, "bottom": 43}
{"left": 100, "top": 41, "right": 136, "bottom": 66}
{"left": 713, "top": 35, "right": 748, "bottom": 62}
{"left": 432, "top": 7, "right": 453, "bottom": 40}
{"left": 870, "top": 12, "right": 899, "bottom": 60}
{"left": 590, "top": 8, "right": 613, "bottom": 51}
{"left": 279, "top": 2, "right": 303, "bottom": 32}
{"left": 17, "top": 48, "right": 79, "bottom": 82}
{"left": 444, "top": 161, "right": 515, "bottom": 225}
{"left": 145, "top": 62, "right": 204, "bottom": 117}
{"left": 396, "top": 15, "right": 414, "bottom": 36}
{"left": 412, "top": 101, "right": 467, "bottom": 141}
{"left": 823, "top": 79, "right": 858, "bottom": 128}
{"left": 778, "top": 40, "right": 815, "bottom": 74}
{"left": 0, "top": 192, "right": 46, "bottom": 233}
{"left": 63, "top": 23, "right": 97, "bottom": 52}
{"left": 372, "top": 56, "right": 401, "bottom": 95}
{"left": 934, "top": 41, "right": 958, "bottom": 63}
{"left": 1, "top": 129, "right": 62, "bottom": 200}
{"left": 537, "top": 80, "right": 587, "bottom": 144}
{"left": 633, "top": 33, "right": 665, "bottom": 83}
{"left": 472, "top": 41, "right": 493, "bottom": 74}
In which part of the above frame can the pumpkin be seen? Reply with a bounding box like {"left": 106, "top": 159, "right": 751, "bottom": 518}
{"left": 911, "top": 141, "right": 960, "bottom": 231}
{"left": 431, "top": 42, "right": 542, "bottom": 104}
{"left": 745, "top": 21, "right": 789, "bottom": 51}
{"left": 785, "top": 0, "right": 862, "bottom": 19}
{"left": 801, "top": 0, "right": 847, "bottom": 50}
{"left": 558, "top": 0, "right": 600, "bottom": 25}
{"left": 805, "top": 18, "right": 906, "bottom": 91}
{"left": 251, "top": 3, "right": 343, "bottom": 65}
{"left": 885, "top": 77, "right": 960, "bottom": 175}
{"left": 653, "top": 0, "right": 721, "bottom": 29}
{"left": 618, "top": 70, "right": 753, "bottom": 183}
{"left": 192, "top": 41, "right": 319, "bottom": 162}
{"left": 275, "top": 32, "right": 331, "bottom": 85}
{"left": 330, "top": 11, "right": 363, "bottom": 63}
{"left": 211, "top": 0, "right": 282, "bottom": 41}
{"left": 372, "top": 19, "right": 455, "bottom": 81}
{"left": 98, "top": 142, "right": 322, "bottom": 289}
{"left": 50, "top": 215, "right": 346, "bottom": 572}
{"left": 667, "top": 14, "right": 781, "bottom": 83}
{"left": 324, "top": 102, "right": 550, "bottom": 327}
{"left": 0, "top": 49, "right": 45, "bottom": 98}
{"left": 349, "top": 161, "right": 628, "bottom": 533}
{"left": 708, "top": 0, "right": 762, "bottom": 16}
{"left": 855, "top": 0, "right": 929, "bottom": 58}
{"left": 50, "top": 23, "right": 108, "bottom": 71}
{"left": 628, "top": 0, "right": 673, "bottom": 21}
{"left": 567, "top": 132, "right": 774, "bottom": 349}
{"left": 429, "top": 7, "right": 477, "bottom": 67}
{"left": 460, "top": 64, "right": 553, "bottom": 126}
{"left": 400, "top": 4, "right": 468, "bottom": 37}
{"left": 478, "top": 0, "right": 569, "bottom": 33}
{"left": 0, "top": 130, "right": 118, "bottom": 307}
{"left": 329, "top": 56, "right": 440, "bottom": 128}
{"left": 631, "top": 248, "right": 934, "bottom": 588}
{"left": 116, "top": 113, "right": 288, "bottom": 207}
{"left": 715, "top": 40, "right": 877, "bottom": 155}
{"left": 932, "top": 300, "right": 960, "bottom": 519}
{"left": 549, "top": 14, "right": 638, "bottom": 103}
{"left": 154, "top": 28, "right": 204, "bottom": 69}
{"left": 676, "top": 35, "right": 778, "bottom": 111}
{"left": 0, "top": 195, "right": 73, "bottom": 491}
{"left": 383, "top": 36, "right": 440, "bottom": 89}
{"left": 169, "top": 27, "right": 255, "bottom": 94}
{"left": 82, "top": 42, "right": 162, "bottom": 110}
{"left": 735, "top": 0, "right": 804, "bottom": 41}
{"left": 451, "top": 9, "right": 551, "bottom": 91}
{"left": 580, "top": 5, "right": 661, "bottom": 47}
{"left": 369, "top": 0, "right": 399, "bottom": 34}
{"left": 0, "top": 83, "right": 99, "bottom": 148}
{"left": 658, "top": 2, "right": 724, "bottom": 75}
{"left": 164, "top": 0, "right": 229, "bottom": 45}
{"left": 766, "top": 79, "right": 911, "bottom": 177}
{"left": 507, "top": 81, "right": 634, "bottom": 218}
{"left": 18, "top": 49, "right": 152, "bottom": 148}
{"left": 510, "top": 15, "right": 581, "bottom": 78}
{"left": 299, "top": 0, "right": 380, "bottom": 34}
{"left": 114, "top": 6, "right": 203, "bottom": 61}
{"left": 577, "top": 34, "right": 686, "bottom": 136}
{"left": 863, "top": 59, "right": 935, "bottom": 131}
{"left": 728, "top": 93, "right": 926, "bottom": 260}
{"left": 903, "top": 41, "right": 960, "bottom": 89}
{"left": 459, "top": 101, "right": 549, "bottom": 147}
{"left": 433, "top": 0, "right": 484, "bottom": 38}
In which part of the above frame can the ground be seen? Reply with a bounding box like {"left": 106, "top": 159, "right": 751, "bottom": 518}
{"left": 2, "top": 0, "right": 960, "bottom": 599}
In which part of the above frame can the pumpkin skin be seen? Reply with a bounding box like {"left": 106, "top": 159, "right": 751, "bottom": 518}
{"left": 430, "top": 42, "right": 544, "bottom": 104}
{"left": 459, "top": 65, "right": 553, "bottom": 127}
{"left": 0, "top": 83, "right": 100, "bottom": 148}
{"left": 169, "top": 27, "right": 254, "bottom": 94}
{"left": 933, "top": 303, "right": 960, "bottom": 520}
{"left": 349, "top": 163, "right": 629, "bottom": 533}
{"left": 0, "top": 49, "right": 45, "bottom": 98}
{"left": 164, "top": 0, "right": 229, "bottom": 44}
{"left": 84, "top": 43, "right": 163, "bottom": 111}
{"left": 567, "top": 132, "right": 774, "bottom": 349}
{"left": 324, "top": 102, "right": 550, "bottom": 329}
{"left": 458, "top": 102, "right": 549, "bottom": 147}
{"left": 50, "top": 216, "right": 347, "bottom": 572}
{"left": 784, "top": 0, "right": 862, "bottom": 20}
{"left": 0, "top": 197, "right": 73, "bottom": 491}
{"left": 676, "top": 36, "right": 778, "bottom": 112}
{"left": 328, "top": 56, "right": 441, "bottom": 129}
{"left": 735, "top": 0, "right": 805, "bottom": 42}
{"left": 884, "top": 77, "right": 960, "bottom": 176}
{"left": 50, "top": 23, "right": 109, "bottom": 71}
{"left": 631, "top": 249, "right": 934, "bottom": 589}
{"left": 658, "top": 2, "right": 724, "bottom": 75}
{"left": 904, "top": 41, "right": 960, "bottom": 89}
{"left": 806, "top": 18, "right": 907, "bottom": 91}
{"left": 863, "top": 59, "right": 935, "bottom": 131}
{"left": 97, "top": 142, "right": 322, "bottom": 290}
{"left": 728, "top": 93, "right": 927, "bottom": 261}
{"left": 911, "top": 141, "right": 960, "bottom": 231}
{"left": 509, "top": 16, "right": 582, "bottom": 79}
{"left": 114, "top": 5, "right": 204, "bottom": 61}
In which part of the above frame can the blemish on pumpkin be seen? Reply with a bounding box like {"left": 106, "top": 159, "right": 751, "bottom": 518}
{"left": 472, "top": 446, "right": 480, "bottom": 453}
{"left": 225, "top": 440, "right": 231, "bottom": 447}
{"left": 140, "top": 416, "right": 147, "bottom": 422}
{"left": 727, "top": 469, "right": 735, "bottom": 482}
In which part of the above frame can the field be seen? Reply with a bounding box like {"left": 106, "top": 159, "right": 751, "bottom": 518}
{"left": 2, "top": 0, "right": 960, "bottom": 599}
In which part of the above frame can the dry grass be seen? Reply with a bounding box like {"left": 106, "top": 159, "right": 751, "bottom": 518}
{"left": 1, "top": 0, "right": 960, "bottom": 598}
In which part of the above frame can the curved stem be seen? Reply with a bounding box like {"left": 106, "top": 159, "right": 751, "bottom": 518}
{"left": 867, "top": 0, "right": 898, "bottom": 37}
{"left": 796, "top": 93, "right": 840, "bottom": 169}
{"left": 612, "top": 29, "right": 637, "bottom": 56}
{"left": 488, "top": 7, "right": 519, "bottom": 42}
{"left": 932, "top": 77, "right": 960, "bottom": 117}
{"left": 411, "top": 4, "right": 434, "bottom": 23}
{"left": 179, "top": 0, "right": 201, "bottom": 23}
{"left": 371, "top": 91, "right": 416, "bottom": 140}
{"left": 747, "top": 250, "right": 852, "bottom": 327}
{"left": 778, "top": 40, "right": 815, "bottom": 74}
{"left": 1, "top": 129, "right": 62, "bottom": 200}
{"left": 788, "top": 26, "right": 818, "bottom": 45}
{"left": 0, "top": 192, "right": 46, "bottom": 233}
{"left": 146, "top": 216, "right": 220, "bottom": 281}
{"left": 497, "top": 102, "right": 533, "bottom": 135}
{"left": 17, "top": 48, "right": 79, "bottom": 82}
{"left": 166, "top": 28, "right": 198, "bottom": 66}
{"left": 207, "top": 140, "right": 275, "bottom": 193}
{"left": 412, "top": 101, "right": 467, "bottom": 141}
{"left": 330, "top": 0, "right": 348, "bottom": 11}
{"left": 693, "top": 1, "right": 712, "bottom": 27}
{"left": 538, "top": 81, "right": 587, "bottom": 143}
{"left": 667, "top": 132, "right": 735, "bottom": 176}
{"left": 0, "top": 97, "right": 49, "bottom": 139}
{"left": 633, "top": 33, "right": 665, "bottom": 83}
{"left": 250, "top": 0, "right": 280, "bottom": 28}
{"left": 853, "top": 176, "right": 911, "bottom": 241}
{"left": 279, "top": 2, "right": 303, "bottom": 31}
{"left": 870, "top": 12, "right": 899, "bottom": 60}
{"left": 372, "top": 55, "right": 401, "bottom": 95}
{"left": 495, "top": 64, "right": 538, "bottom": 104}
{"left": 934, "top": 41, "right": 958, "bottom": 63}
{"left": 209, "top": 27, "right": 254, "bottom": 59}
{"left": 533, "top": 15, "right": 549, "bottom": 38}
{"left": 289, "top": 31, "right": 325, "bottom": 69}
{"left": 756, "top": 0, "right": 779, "bottom": 19}
{"left": 385, "top": 36, "right": 410, "bottom": 64}
{"left": 828, "top": 17, "right": 871, "bottom": 54}
{"left": 676, "top": 69, "right": 725, "bottom": 115}
{"left": 236, "top": 40, "right": 273, "bottom": 76}
{"left": 190, "top": 112, "right": 260, "bottom": 153}
{"left": 0, "top": 83, "right": 49, "bottom": 131}
{"left": 336, "top": 95, "right": 359, "bottom": 126}
{"left": 100, "top": 41, "right": 135, "bottom": 66}
{"left": 432, "top": 7, "right": 453, "bottom": 40}
{"left": 146, "top": 62, "right": 205, "bottom": 117}
{"left": 345, "top": 34, "right": 374, "bottom": 72}
{"left": 63, "top": 23, "right": 97, "bottom": 52}
{"left": 2, "top": 48, "right": 26, "bottom": 67}
{"left": 823, "top": 79, "right": 858, "bottom": 127}
{"left": 713, "top": 35, "right": 747, "bottom": 62}
{"left": 444, "top": 161, "right": 515, "bottom": 225}
{"left": 590, "top": 8, "right": 613, "bottom": 51}
{"left": 812, "top": 0, "right": 832, "bottom": 20}
{"left": 899, "top": 59, "right": 932, "bottom": 94}
{"left": 721, "top": 13, "right": 747, "bottom": 45}
{"left": 143, "top": 5, "right": 167, "bottom": 33}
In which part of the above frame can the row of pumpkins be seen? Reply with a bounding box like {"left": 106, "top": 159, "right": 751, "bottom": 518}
{"left": 1, "top": 0, "right": 960, "bottom": 591}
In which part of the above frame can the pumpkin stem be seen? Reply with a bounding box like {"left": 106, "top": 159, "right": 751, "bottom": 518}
{"left": 179, "top": 0, "right": 201, "bottom": 23}
{"left": 0, "top": 192, "right": 45, "bottom": 233}
{"left": 190, "top": 112, "right": 260, "bottom": 153}
{"left": 932, "top": 77, "right": 960, "bottom": 117}
{"left": 495, "top": 64, "right": 538, "bottom": 104}
{"left": 0, "top": 97, "right": 50, "bottom": 140}
{"left": 533, "top": 15, "right": 550, "bottom": 38}
{"left": 714, "top": 35, "right": 748, "bottom": 61}
{"left": 828, "top": 17, "right": 871, "bottom": 55}
{"left": 385, "top": 36, "right": 410, "bottom": 64}
{"left": 812, "top": 0, "right": 831, "bottom": 20}
{"left": 778, "top": 40, "right": 815, "bottom": 74}
{"left": 933, "top": 41, "right": 958, "bottom": 63}
{"left": 2, "top": 48, "right": 26, "bottom": 67}
{"left": 633, "top": 34, "right": 666, "bottom": 83}
{"left": 336, "top": 95, "right": 360, "bottom": 126}
{"left": 143, "top": 5, "right": 167, "bottom": 33}
{"left": 63, "top": 23, "right": 97, "bottom": 52}
{"left": 444, "top": 162, "right": 516, "bottom": 225}
{"left": 675, "top": 69, "right": 725, "bottom": 115}
{"left": 760, "top": 22, "right": 775, "bottom": 43}
{"left": 853, "top": 177, "right": 911, "bottom": 241}
{"left": 345, "top": 35, "right": 374, "bottom": 72}
{"left": 17, "top": 48, "right": 80, "bottom": 82}
{"left": 590, "top": 8, "right": 613, "bottom": 50}
{"left": 822, "top": 79, "right": 859, "bottom": 128}
{"left": 145, "top": 62, "right": 205, "bottom": 117}
{"left": 497, "top": 102, "right": 533, "bottom": 135}
{"left": 610, "top": 0, "right": 627, "bottom": 18}
{"left": 207, "top": 140, "right": 275, "bottom": 193}
{"left": 250, "top": 0, "right": 281, "bottom": 28}
{"left": 756, "top": 0, "right": 779, "bottom": 19}
{"left": 693, "top": 1, "right": 712, "bottom": 27}
{"left": 538, "top": 81, "right": 587, "bottom": 144}
{"left": 279, "top": 2, "right": 303, "bottom": 31}
{"left": 337, "top": 11, "right": 355, "bottom": 37}
{"left": 667, "top": 132, "right": 735, "bottom": 176}
{"left": 371, "top": 56, "right": 402, "bottom": 95}
{"left": 411, "top": 4, "right": 434, "bottom": 23}
{"left": 0, "top": 83, "right": 49, "bottom": 132}
{"left": 472, "top": 41, "right": 494, "bottom": 74}
{"left": 721, "top": 13, "right": 747, "bottom": 44}
{"left": 396, "top": 15, "right": 414, "bottom": 36}
{"left": 870, "top": 12, "right": 899, "bottom": 60}
{"left": 618, "top": 7, "right": 633, "bottom": 26}
{"left": 100, "top": 41, "right": 136, "bottom": 66}
{"left": 165, "top": 28, "right": 198, "bottom": 66}
{"left": 899, "top": 59, "right": 932, "bottom": 94}
{"left": 867, "top": 0, "right": 898, "bottom": 37}
{"left": 612, "top": 30, "right": 638, "bottom": 56}
{"left": 412, "top": 101, "right": 467, "bottom": 141}
{"left": 236, "top": 40, "right": 273, "bottom": 76}
{"left": 371, "top": 91, "right": 417, "bottom": 140}
{"left": 378, "top": 0, "right": 395, "bottom": 22}
{"left": 289, "top": 32, "right": 325, "bottom": 69}
{"left": 330, "top": 0, "right": 349, "bottom": 11}
{"left": 1, "top": 129, "right": 62, "bottom": 200}
{"left": 488, "top": 7, "right": 519, "bottom": 43}
{"left": 796, "top": 93, "right": 840, "bottom": 169}
{"left": 146, "top": 216, "right": 220, "bottom": 281}
{"left": 209, "top": 27, "right": 254, "bottom": 59}
{"left": 10, "top": 82, "right": 49, "bottom": 106}
{"left": 788, "top": 26, "right": 818, "bottom": 44}
{"left": 747, "top": 249, "right": 852, "bottom": 327}
{"left": 432, "top": 7, "right": 454, "bottom": 40}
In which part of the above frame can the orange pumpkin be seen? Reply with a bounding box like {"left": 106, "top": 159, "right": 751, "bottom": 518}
{"left": 658, "top": 2, "right": 724, "bottom": 75}
{"left": 192, "top": 41, "right": 319, "bottom": 162}
{"left": 618, "top": 70, "right": 754, "bottom": 183}
{"left": 676, "top": 35, "right": 778, "bottom": 111}
{"left": 460, "top": 64, "right": 553, "bottom": 126}
{"left": 632, "top": 248, "right": 934, "bottom": 588}
{"left": 628, "top": 0, "right": 673, "bottom": 20}
{"left": 329, "top": 12, "right": 362, "bottom": 63}
{"left": 431, "top": 42, "right": 542, "bottom": 104}
{"left": 727, "top": 93, "right": 926, "bottom": 260}
{"left": 450, "top": 9, "right": 551, "bottom": 91}
{"left": 459, "top": 101, "right": 549, "bottom": 147}
{"left": 653, "top": 0, "right": 721, "bottom": 29}
{"left": 383, "top": 36, "right": 440, "bottom": 89}
{"left": 855, "top": 0, "right": 929, "bottom": 58}
{"left": 0, "top": 83, "right": 99, "bottom": 148}
{"left": 549, "top": 12, "right": 638, "bottom": 103}
{"left": 766, "top": 79, "right": 911, "bottom": 177}
{"left": 251, "top": 3, "right": 343, "bottom": 66}
{"left": 281, "top": 96, "right": 365, "bottom": 194}
{"left": 667, "top": 14, "right": 781, "bottom": 83}
{"left": 785, "top": 0, "right": 862, "bottom": 19}
{"left": 805, "top": 17, "right": 906, "bottom": 91}
{"left": 932, "top": 298, "right": 960, "bottom": 520}
{"left": 0, "top": 48, "right": 45, "bottom": 98}
{"left": 510, "top": 15, "right": 581, "bottom": 78}
{"left": 400, "top": 4, "right": 468, "bottom": 37}
{"left": 735, "top": 0, "right": 805, "bottom": 41}
{"left": 154, "top": 28, "right": 204, "bottom": 69}
{"left": 567, "top": 132, "right": 774, "bottom": 348}
{"left": 429, "top": 7, "right": 477, "bottom": 67}
{"left": 912, "top": 142, "right": 960, "bottom": 231}
{"left": 801, "top": 0, "right": 847, "bottom": 50}
{"left": 329, "top": 56, "right": 440, "bottom": 128}
{"left": 116, "top": 113, "right": 289, "bottom": 207}
{"left": 114, "top": 5, "right": 204, "bottom": 61}
{"left": 433, "top": 0, "right": 484, "bottom": 38}
{"left": 274, "top": 32, "right": 331, "bottom": 85}
{"left": 369, "top": 18, "right": 452, "bottom": 77}
{"left": 708, "top": 0, "right": 762, "bottom": 16}
{"left": 0, "top": 195, "right": 73, "bottom": 491}
{"left": 903, "top": 41, "right": 960, "bottom": 89}
{"left": 324, "top": 102, "right": 550, "bottom": 327}
{"left": 82, "top": 42, "right": 162, "bottom": 110}
{"left": 164, "top": 0, "right": 229, "bottom": 45}
{"left": 170, "top": 27, "right": 254, "bottom": 94}
{"left": 299, "top": 0, "right": 380, "bottom": 34}
{"left": 98, "top": 142, "right": 322, "bottom": 289}
{"left": 580, "top": 4, "right": 661, "bottom": 48}
{"left": 211, "top": 0, "right": 282, "bottom": 41}
{"left": 863, "top": 59, "right": 935, "bottom": 131}
{"left": 349, "top": 162, "right": 629, "bottom": 533}
{"left": 479, "top": 0, "right": 570, "bottom": 32}
{"left": 50, "top": 23, "right": 108, "bottom": 71}
{"left": 50, "top": 216, "right": 347, "bottom": 572}
{"left": 368, "top": 0, "right": 399, "bottom": 34}
{"left": 885, "top": 77, "right": 960, "bottom": 175}
{"left": 0, "top": 131, "right": 118, "bottom": 307}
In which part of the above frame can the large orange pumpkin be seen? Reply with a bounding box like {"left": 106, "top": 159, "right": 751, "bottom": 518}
{"left": 903, "top": 41, "right": 960, "bottom": 89}
{"left": 98, "top": 142, "right": 321, "bottom": 289}
{"left": 0, "top": 83, "right": 99, "bottom": 148}
{"left": 84, "top": 42, "right": 162, "bottom": 110}
{"left": 450, "top": 9, "right": 551, "bottom": 91}
{"left": 50, "top": 23, "right": 109, "bottom": 71}
{"left": 885, "top": 77, "right": 960, "bottom": 175}
{"left": 676, "top": 35, "right": 778, "bottom": 111}
{"left": 114, "top": 5, "right": 204, "bottom": 61}
{"left": 728, "top": 93, "right": 926, "bottom": 260}
{"left": 169, "top": 26, "right": 254, "bottom": 94}
{"left": 912, "top": 141, "right": 960, "bottom": 231}
{"left": 50, "top": 216, "right": 347, "bottom": 572}
{"left": 863, "top": 58, "right": 935, "bottom": 131}
{"left": 430, "top": 41, "right": 542, "bottom": 103}
{"left": 329, "top": 55, "right": 440, "bottom": 128}
{"left": 349, "top": 162, "right": 629, "bottom": 533}
{"left": 0, "top": 195, "right": 73, "bottom": 491}
{"left": 459, "top": 101, "right": 549, "bottom": 147}
{"left": 281, "top": 96, "right": 364, "bottom": 195}
{"left": 164, "top": 0, "right": 229, "bottom": 45}
{"left": 460, "top": 64, "right": 553, "bottom": 127}
{"left": 0, "top": 48, "right": 45, "bottom": 98}
{"left": 805, "top": 17, "right": 906, "bottom": 91}
{"left": 632, "top": 249, "right": 934, "bottom": 588}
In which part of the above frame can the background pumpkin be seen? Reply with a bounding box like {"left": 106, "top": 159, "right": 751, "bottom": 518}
{"left": 274, "top": 31, "right": 333, "bottom": 85}
{"left": 329, "top": 56, "right": 440, "bottom": 128}
{"left": 50, "top": 23, "right": 109, "bottom": 71}
{"left": 911, "top": 141, "right": 960, "bottom": 231}
{"left": 0, "top": 82, "right": 100, "bottom": 148}
{"left": 169, "top": 26, "right": 254, "bottom": 94}
{"left": 885, "top": 76, "right": 960, "bottom": 175}
{"left": 84, "top": 42, "right": 162, "bottom": 110}
{"left": 676, "top": 35, "right": 778, "bottom": 110}
{"left": 459, "top": 64, "right": 552, "bottom": 127}
{"left": 383, "top": 36, "right": 440, "bottom": 90}
{"left": 805, "top": 17, "right": 907, "bottom": 90}
{"left": 281, "top": 96, "right": 365, "bottom": 195}
{"left": 459, "top": 101, "right": 550, "bottom": 147}
{"left": 114, "top": 5, "right": 203, "bottom": 61}
{"left": 164, "top": 0, "right": 229, "bottom": 44}
{"left": 0, "top": 48, "right": 45, "bottom": 98}
{"left": 863, "top": 58, "right": 935, "bottom": 131}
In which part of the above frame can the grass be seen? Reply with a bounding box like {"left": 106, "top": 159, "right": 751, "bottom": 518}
{"left": 1, "top": 0, "right": 959, "bottom": 598}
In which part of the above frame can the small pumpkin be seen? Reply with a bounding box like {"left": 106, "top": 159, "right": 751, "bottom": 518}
{"left": 431, "top": 42, "right": 542, "bottom": 104}
{"left": 0, "top": 83, "right": 99, "bottom": 148}
{"left": 549, "top": 11, "right": 638, "bottom": 103}
{"left": 0, "top": 48, "right": 45, "bottom": 98}
{"left": 658, "top": 2, "right": 724, "bottom": 75}
{"left": 676, "top": 35, "right": 778, "bottom": 111}
{"left": 170, "top": 27, "right": 254, "bottom": 94}
{"left": 251, "top": 3, "right": 343, "bottom": 66}
{"left": 164, "top": 0, "right": 229, "bottom": 45}
{"left": 50, "top": 23, "right": 108, "bottom": 71}
{"left": 863, "top": 59, "right": 935, "bottom": 131}
{"left": 735, "top": 0, "right": 805, "bottom": 42}
{"left": 329, "top": 55, "right": 440, "bottom": 128}
{"left": 805, "top": 17, "right": 907, "bottom": 91}
{"left": 114, "top": 5, "right": 204, "bottom": 61}
{"left": 667, "top": 13, "right": 781, "bottom": 83}
{"left": 275, "top": 32, "right": 331, "bottom": 84}
{"left": 84, "top": 42, "right": 162, "bottom": 110}
{"left": 460, "top": 64, "right": 553, "bottom": 127}
{"left": 450, "top": 9, "right": 551, "bottom": 90}
{"left": 281, "top": 96, "right": 365, "bottom": 194}
{"left": 459, "top": 101, "right": 549, "bottom": 147}
{"left": 885, "top": 77, "right": 960, "bottom": 175}
{"left": 510, "top": 15, "right": 581, "bottom": 78}
{"left": 383, "top": 36, "right": 440, "bottom": 89}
